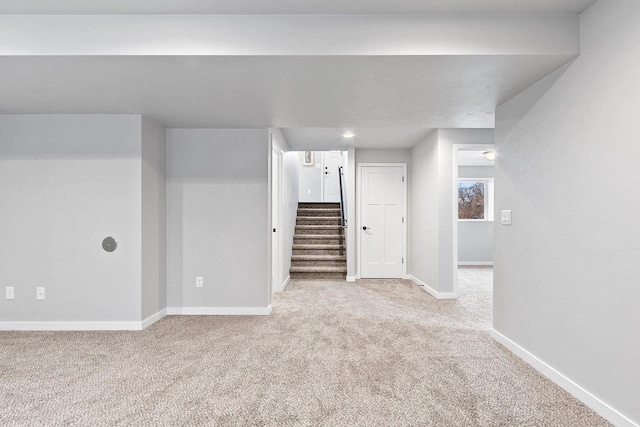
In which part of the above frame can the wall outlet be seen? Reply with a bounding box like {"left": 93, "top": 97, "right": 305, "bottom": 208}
{"left": 36, "top": 287, "right": 45, "bottom": 300}
{"left": 196, "top": 277, "right": 204, "bottom": 288}
{"left": 5, "top": 287, "right": 14, "bottom": 300}
{"left": 307, "top": 189, "right": 312, "bottom": 195}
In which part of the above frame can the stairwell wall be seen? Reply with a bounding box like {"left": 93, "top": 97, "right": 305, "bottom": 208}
{"left": 270, "top": 128, "right": 299, "bottom": 290}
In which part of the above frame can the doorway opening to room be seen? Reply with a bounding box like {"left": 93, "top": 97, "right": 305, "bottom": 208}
{"left": 453, "top": 145, "right": 495, "bottom": 299}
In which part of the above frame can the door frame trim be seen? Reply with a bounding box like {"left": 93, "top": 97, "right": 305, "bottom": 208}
{"left": 357, "top": 163, "right": 408, "bottom": 279}
{"left": 270, "top": 136, "right": 285, "bottom": 294}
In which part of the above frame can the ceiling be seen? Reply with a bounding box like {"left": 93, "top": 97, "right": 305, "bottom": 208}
{"left": 0, "top": 0, "right": 598, "bottom": 15}
{"left": 283, "top": 128, "right": 435, "bottom": 151}
{"left": 458, "top": 151, "right": 495, "bottom": 167}
{"left": 0, "top": 55, "right": 573, "bottom": 129}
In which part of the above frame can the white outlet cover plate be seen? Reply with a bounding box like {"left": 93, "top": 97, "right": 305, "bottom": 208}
{"left": 6, "top": 287, "right": 14, "bottom": 300}
{"left": 36, "top": 287, "right": 45, "bottom": 300}
{"left": 196, "top": 277, "right": 204, "bottom": 288}
{"left": 501, "top": 210, "right": 512, "bottom": 225}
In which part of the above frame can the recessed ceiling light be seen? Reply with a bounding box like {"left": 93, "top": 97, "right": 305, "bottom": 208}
{"left": 483, "top": 151, "right": 496, "bottom": 161}
{"left": 342, "top": 131, "right": 355, "bottom": 138}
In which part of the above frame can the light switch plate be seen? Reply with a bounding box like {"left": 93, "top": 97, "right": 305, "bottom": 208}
{"left": 501, "top": 210, "right": 512, "bottom": 225}
{"left": 5, "top": 287, "right": 14, "bottom": 300}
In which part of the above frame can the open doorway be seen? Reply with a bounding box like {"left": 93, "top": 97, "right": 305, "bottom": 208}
{"left": 452, "top": 145, "right": 495, "bottom": 297}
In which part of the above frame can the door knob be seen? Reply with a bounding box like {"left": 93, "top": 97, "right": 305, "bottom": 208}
{"left": 362, "top": 226, "right": 371, "bottom": 231}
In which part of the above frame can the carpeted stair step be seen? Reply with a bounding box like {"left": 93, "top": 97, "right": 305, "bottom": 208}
{"left": 293, "top": 234, "right": 344, "bottom": 245}
{"left": 298, "top": 202, "right": 340, "bottom": 209}
{"left": 291, "top": 254, "right": 347, "bottom": 267}
{"left": 292, "top": 244, "right": 345, "bottom": 256}
{"left": 295, "top": 225, "right": 343, "bottom": 235}
{"left": 296, "top": 216, "right": 342, "bottom": 225}
{"left": 297, "top": 208, "right": 341, "bottom": 217}
{"left": 289, "top": 265, "right": 347, "bottom": 280}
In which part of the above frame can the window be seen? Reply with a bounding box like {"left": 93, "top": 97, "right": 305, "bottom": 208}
{"left": 458, "top": 179, "right": 494, "bottom": 221}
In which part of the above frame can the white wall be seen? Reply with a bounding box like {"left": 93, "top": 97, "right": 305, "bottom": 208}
{"left": 0, "top": 115, "right": 143, "bottom": 323}
{"left": 458, "top": 166, "right": 494, "bottom": 265}
{"left": 494, "top": 1, "right": 640, "bottom": 424}
{"left": 141, "top": 117, "right": 167, "bottom": 319}
{"left": 167, "top": 129, "right": 270, "bottom": 310}
{"left": 410, "top": 131, "right": 440, "bottom": 288}
{"left": 298, "top": 151, "right": 323, "bottom": 202}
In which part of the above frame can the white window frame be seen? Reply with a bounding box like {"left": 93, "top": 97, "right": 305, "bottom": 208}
{"left": 458, "top": 178, "right": 494, "bottom": 222}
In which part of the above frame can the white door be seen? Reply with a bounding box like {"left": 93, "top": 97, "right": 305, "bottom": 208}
{"left": 360, "top": 164, "right": 406, "bottom": 278}
{"left": 323, "top": 151, "right": 343, "bottom": 203}
{"left": 271, "top": 146, "right": 282, "bottom": 293}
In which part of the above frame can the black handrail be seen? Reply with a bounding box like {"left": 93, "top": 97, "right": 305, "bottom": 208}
{"left": 338, "top": 166, "right": 347, "bottom": 228}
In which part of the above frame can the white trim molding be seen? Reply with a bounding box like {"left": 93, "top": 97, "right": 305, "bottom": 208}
{"left": 167, "top": 305, "right": 273, "bottom": 316}
{"left": 0, "top": 308, "right": 169, "bottom": 331}
{"left": 141, "top": 308, "right": 167, "bottom": 329}
{"left": 281, "top": 275, "right": 291, "bottom": 291}
{"left": 491, "top": 329, "right": 638, "bottom": 427}
{"left": 408, "top": 275, "right": 458, "bottom": 300}
{"left": 1, "top": 321, "right": 144, "bottom": 331}
{"left": 458, "top": 262, "right": 494, "bottom": 266}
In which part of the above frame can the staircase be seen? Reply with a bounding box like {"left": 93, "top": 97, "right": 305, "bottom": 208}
{"left": 290, "top": 203, "right": 346, "bottom": 280}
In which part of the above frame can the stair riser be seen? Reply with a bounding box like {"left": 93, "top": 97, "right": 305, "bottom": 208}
{"left": 296, "top": 218, "right": 342, "bottom": 225}
{"left": 297, "top": 210, "right": 341, "bottom": 217}
{"left": 294, "top": 237, "right": 344, "bottom": 245}
{"left": 293, "top": 248, "right": 345, "bottom": 256}
{"left": 295, "top": 228, "right": 343, "bottom": 235}
{"left": 298, "top": 203, "right": 340, "bottom": 209}
{"left": 290, "top": 272, "right": 346, "bottom": 280}
{"left": 291, "top": 258, "right": 347, "bottom": 266}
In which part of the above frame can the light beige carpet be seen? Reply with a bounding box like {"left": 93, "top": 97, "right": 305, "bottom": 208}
{"left": 0, "top": 268, "right": 609, "bottom": 426}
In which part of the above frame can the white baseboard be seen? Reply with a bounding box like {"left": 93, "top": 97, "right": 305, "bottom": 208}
{"left": 167, "top": 305, "right": 272, "bottom": 316}
{"left": 0, "top": 308, "right": 169, "bottom": 331}
{"left": 458, "top": 261, "right": 494, "bottom": 266}
{"left": 346, "top": 276, "right": 357, "bottom": 282}
{"left": 408, "top": 275, "right": 458, "bottom": 300}
{"left": 281, "top": 275, "right": 291, "bottom": 291}
{"left": 0, "top": 321, "right": 144, "bottom": 331}
{"left": 141, "top": 308, "right": 167, "bottom": 329}
{"left": 490, "top": 329, "right": 638, "bottom": 427}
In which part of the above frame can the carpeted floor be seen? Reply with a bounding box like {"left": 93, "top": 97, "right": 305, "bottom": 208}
{"left": 0, "top": 268, "right": 609, "bottom": 426}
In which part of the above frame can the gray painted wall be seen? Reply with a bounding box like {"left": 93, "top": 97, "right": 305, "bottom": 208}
{"left": 141, "top": 117, "right": 167, "bottom": 318}
{"left": 458, "top": 166, "right": 494, "bottom": 264}
{"left": 167, "top": 129, "right": 270, "bottom": 309}
{"left": 0, "top": 115, "right": 143, "bottom": 322}
{"left": 494, "top": 0, "right": 640, "bottom": 423}
{"left": 298, "top": 151, "right": 323, "bottom": 202}
{"left": 410, "top": 131, "right": 440, "bottom": 287}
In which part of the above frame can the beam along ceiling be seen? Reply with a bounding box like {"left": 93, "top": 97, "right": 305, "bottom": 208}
{"left": 0, "top": 55, "right": 574, "bottom": 129}
{"left": 0, "top": 0, "right": 598, "bottom": 15}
